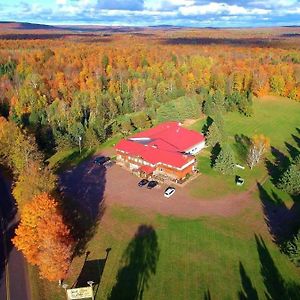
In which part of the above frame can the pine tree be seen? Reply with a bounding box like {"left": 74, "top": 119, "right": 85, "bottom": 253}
{"left": 278, "top": 156, "right": 300, "bottom": 195}
{"left": 206, "top": 122, "right": 223, "bottom": 147}
{"left": 213, "top": 145, "right": 236, "bottom": 174}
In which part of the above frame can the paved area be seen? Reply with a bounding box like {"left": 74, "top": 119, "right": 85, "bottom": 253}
{"left": 0, "top": 171, "right": 30, "bottom": 300}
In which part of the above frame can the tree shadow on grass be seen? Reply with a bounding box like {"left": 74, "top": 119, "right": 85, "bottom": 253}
{"left": 203, "top": 289, "right": 212, "bottom": 300}
{"left": 108, "top": 225, "right": 160, "bottom": 300}
{"left": 58, "top": 158, "right": 106, "bottom": 256}
{"left": 54, "top": 148, "right": 95, "bottom": 172}
{"left": 292, "top": 131, "right": 300, "bottom": 149}
{"left": 210, "top": 143, "right": 221, "bottom": 167}
{"left": 74, "top": 248, "right": 111, "bottom": 297}
{"left": 234, "top": 134, "right": 251, "bottom": 162}
{"left": 265, "top": 146, "right": 290, "bottom": 186}
{"left": 255, "top": 234, "right": 300, "bottom": 300}
{"left": 202, "top": 116, "right": 213, "bottom": 136}
{"left": 257, "top": 183, "right": 300, "bottom": 244}
{"left": 284, "top": 142, "right": 300, "bottom": 161}
{"left": 238, "top": 262, "right": 258, "bottom": 300}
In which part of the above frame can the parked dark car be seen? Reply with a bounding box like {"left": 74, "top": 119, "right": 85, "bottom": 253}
{"left": 235, "top": 175, "right": 245, "bottom": 186}
{"left": 94, "top": 156, "right": 110, "bottom": 166}
{"left": 138, "top": 179, "right": 149, "bottom": 187}
{"left": 147, "top": 180, "right": 158, "bottom": 189}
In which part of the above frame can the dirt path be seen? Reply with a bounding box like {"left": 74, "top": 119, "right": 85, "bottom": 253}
{"left": 105, "top": 165, "right": 255, "bottom": 219}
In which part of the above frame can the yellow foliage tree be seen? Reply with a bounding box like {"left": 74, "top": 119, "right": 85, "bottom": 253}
{"left": 247, "top": 134, "right": 270, "bottom": 169}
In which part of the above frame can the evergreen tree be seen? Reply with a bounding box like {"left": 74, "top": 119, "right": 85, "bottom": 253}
{"left": 213, "top": 145, "right": 236, "bottom": 174}
{"left": 278, "top": 156, "right": 300, "bottom": 195}
{"left": 206, "top": 122, "right": 223, "bottom": 147}
{"left": 281, "top": 230, "right": 300, "bottom": 267}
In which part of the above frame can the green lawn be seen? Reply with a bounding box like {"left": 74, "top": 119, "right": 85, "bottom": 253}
{"left": 47, "top": 134, "right": 122, "bottom": 171}
{"left": 31, "top": 96, "right": 300, "bottom": 300}
{"left": 30, "top": 205, "right": 300, "bottom": 300}
{"left": 224, "top": 96, "right": 300, "bottom": 152}
{"left": 47, "top": 147, "right": 95, "bottom": 171}
{"left": 188, "top": 96, "right": 300, "bottom": 200}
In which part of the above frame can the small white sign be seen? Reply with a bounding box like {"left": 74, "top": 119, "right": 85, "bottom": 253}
{"left": 67, "top": 287, "right": 93, "bottom": 300}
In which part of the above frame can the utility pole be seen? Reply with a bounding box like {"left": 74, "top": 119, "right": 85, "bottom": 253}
{"left": 78, "top": 136, "right": 82, "bottom": 154}
{"left": 87, "top": 281, "right": 94, "bottom": 300}
{"left": 62, "top": 283, "right": 68, "bottom": 299}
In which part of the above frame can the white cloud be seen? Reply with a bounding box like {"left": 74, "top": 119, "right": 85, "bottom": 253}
{"left": 144, "top": 0, "right": 195, "bottom": 11}
{"left": 56, "top": 0, "right": 68, "bottom": 5}
{"left": 100, "top": 9, "right": 177, "bottom": 17}
{"left": 179, "top": 2, "right": 270, "bottom": 16}
{"left": 279, "top": 7, "right": 300, "bottom": 14}
{"left": 249, "top": 0, "right": 298, "bottom": 8}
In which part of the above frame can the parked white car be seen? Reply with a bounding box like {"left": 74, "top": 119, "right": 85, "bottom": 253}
{"left": 164, "top": 187, "right": 176, "bottom": 198}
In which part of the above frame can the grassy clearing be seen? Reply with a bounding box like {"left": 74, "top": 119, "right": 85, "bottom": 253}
{"left": 224, "top": 96, "right": 300, "bottom": 152}
{"left": 32, "top": 96, "right": 300, "bottom": 300}
{"left": 47, "top": 134, "right": 123, "bottom": 171}
{"left": 47, "top": 147, "right": 95, "bottom": 171}
{"left": 188, "top": 96, "right": 300, "bottom": 200}
{"left": 96, "top": 134, "right": 123, "bottom": 152}
{"left": 33, "top": 205, "right": 300, "bottom": 300}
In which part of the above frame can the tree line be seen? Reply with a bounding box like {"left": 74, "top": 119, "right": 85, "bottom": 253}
{"left": 0, "top": 34, "right": 299, "bottom": 156}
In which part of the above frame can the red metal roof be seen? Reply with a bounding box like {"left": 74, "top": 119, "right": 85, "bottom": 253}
{"left": 115, "top": 122, "right": 204, "bottom": 169}
{"left": 115, "top": 139, "right": 193, "bottom": 168}
{"left": 139, "top": 165, "right": 155, "bottom": 174}
{"left": 131, "top": 121, "right": 204, "bottom": 152}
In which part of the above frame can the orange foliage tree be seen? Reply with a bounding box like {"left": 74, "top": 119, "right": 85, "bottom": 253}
{"left": 13, "top": 193, "right": 74, "bottom": 282}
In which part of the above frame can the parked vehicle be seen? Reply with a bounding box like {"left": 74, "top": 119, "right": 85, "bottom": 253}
{"left": 94, "top": 156, "right": 110, "bottom": 166}
{"left": 164, "top": 187, "right": 176, "bottom": 198}
{"left": 147, "top": 180, "right": 158, "bottom": 189}
{"left": 138, "top": 179, "right": 149, "bottom": 187}
{"left": 235, "top": 176, "right": 245, "bottom": 186}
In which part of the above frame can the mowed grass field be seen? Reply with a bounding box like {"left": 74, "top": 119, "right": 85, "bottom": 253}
{"left": 29, "top": 96, "right": 300, "bottom": 299}
{"left": 189, "top": 96, "right": 300, "bottom": 151}
{"left": 188, "top": 96, "right": 300, "bottom": 200}
{"left": 30, "top": 205, "right": 300, "bottom": 300}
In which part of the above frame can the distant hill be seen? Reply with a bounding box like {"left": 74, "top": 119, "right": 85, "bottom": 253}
{"left": 1, "top": 21, "right": 300, "bottom": 35}
{"left": 0, "top": 21, "right": 148, "bottom": 34}
{"left": 0, "top": 21, "right": 59, "bottom": 31}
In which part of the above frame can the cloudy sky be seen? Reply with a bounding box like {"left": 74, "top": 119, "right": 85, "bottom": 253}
{"left": 1, "top": 0, "right": 300, "bottom": 27}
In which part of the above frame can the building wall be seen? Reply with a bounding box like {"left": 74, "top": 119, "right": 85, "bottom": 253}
{"left": 154, "top": 164, "right": 194, "bottom": 180}
{"left": 185, "top": 141, "right": 206, "bottom": 155}
{"left": 117, "top": 152, "right": 195, "bottom": 180}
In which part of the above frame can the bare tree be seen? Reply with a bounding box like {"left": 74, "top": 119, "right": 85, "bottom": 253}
{"left": 247, "top": 134, "right": 270, "bottom": 169}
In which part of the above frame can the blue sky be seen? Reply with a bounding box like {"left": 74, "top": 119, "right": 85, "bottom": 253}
{"left": 1, "top": 0, "right": 300, "bottom": 27}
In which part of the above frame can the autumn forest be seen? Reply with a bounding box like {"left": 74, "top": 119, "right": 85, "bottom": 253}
{"left": 1, "top": 24, "right": 300, "bottom": 299}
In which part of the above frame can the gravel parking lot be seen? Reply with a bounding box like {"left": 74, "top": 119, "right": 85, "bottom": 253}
{"left": 59, "top": 156, "right": 255, "bottom": 219}
{"left": 104, "top": 163, "right": 254, "bottom": 218}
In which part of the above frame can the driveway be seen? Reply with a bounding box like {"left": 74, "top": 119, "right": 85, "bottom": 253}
{"left": 59, "top": 154, "right": 255, "bottom": 219}
{"left": 104, "top": 163, "right": 254, "bottom": 218}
